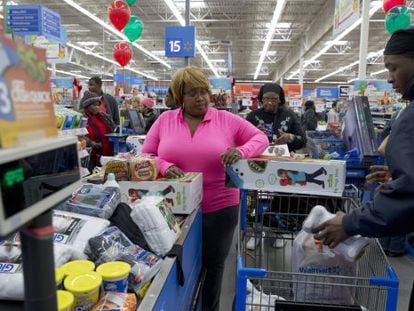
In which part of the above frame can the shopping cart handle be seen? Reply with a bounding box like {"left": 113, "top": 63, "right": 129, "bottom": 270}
{"left": 237, "top": 256, "right": 266, "bottom": 278}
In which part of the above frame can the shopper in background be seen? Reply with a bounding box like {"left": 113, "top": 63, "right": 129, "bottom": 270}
{"left": 302, "top": 100, "right": 318, "bottom": 132}
{"left": 165, "top": 87, "right": 178, "bottom": 109}
{"left": 246, "top": 83, "right": 306, "bottom": 151}
{"left": 142, "top": 66, "right": 268, "bottom": 311}
{"left": 139, "top": 97, "right": 158, "bottom": 133}
{"left": 314, "top": 26, "right": 414, "bottom": 247}
{"left": 327, "top": 101, "right": 340, "bottom": 123}
{"left": 80, "top": 91, "right": 115, "bottom": 171}
{"left": 88, "top": 76, "right": 120, "bottom": 125}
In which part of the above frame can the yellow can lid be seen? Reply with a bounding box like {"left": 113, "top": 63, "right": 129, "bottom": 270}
{"left": 57, "top": 290, "right": 74, "bottom": 311}
{"left": 55, "top": 268, "right": 64, "bottom": 285}
{"left": 61, "top": 260, "right": 95, "bottom": 277}
{"left": 64, "top": 272, "right": 102, "bottom": 293}
{"left": 96, "top": 261, "right": 131, "bottom": 280}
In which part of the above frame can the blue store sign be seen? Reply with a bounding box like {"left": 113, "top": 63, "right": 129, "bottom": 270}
{"left": 316, "top": 87, "right": 339, "bottom": 99}
{"left": 165, "top": 26, "right": 196, "bottom": 58}
{"left": 114, "top": 73, "right": 144, "bottom": 85}
{"left": 7, "top": 6, "right": 61, "bottom": 42}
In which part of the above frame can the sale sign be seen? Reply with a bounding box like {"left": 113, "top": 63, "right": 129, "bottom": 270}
{"left": 0, "top": 35, "right": 57, "bottom": 148}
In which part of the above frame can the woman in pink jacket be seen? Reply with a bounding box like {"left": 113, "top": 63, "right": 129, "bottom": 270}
{"left": 142, "top": 66, "right": 268, "bottom": 311}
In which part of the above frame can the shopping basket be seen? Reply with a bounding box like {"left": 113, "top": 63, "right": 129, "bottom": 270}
{"left": 235, "top": 187, "right": 399, "bottom": 311}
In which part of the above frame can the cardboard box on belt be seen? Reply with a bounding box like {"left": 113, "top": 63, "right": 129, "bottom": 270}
{"left": 119, "top": 173, "right": 203, "bottom": 214}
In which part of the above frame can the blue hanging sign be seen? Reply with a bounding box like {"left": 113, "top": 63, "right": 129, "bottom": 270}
{"left": 165, "top": 26, "right": 196, "bottom": 58}
{"left": 114, "top": 73, "right": 144, "bottom": 85}
{"left": 316, "top": 87, "right": 339, "bottom": 99}
{"left": 7, "top": 6, "right": 61, "bottom": 42}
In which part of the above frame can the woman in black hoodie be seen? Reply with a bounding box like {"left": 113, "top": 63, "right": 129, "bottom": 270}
{"left": 246, "top": 83, "right": 306, "bottom": 151}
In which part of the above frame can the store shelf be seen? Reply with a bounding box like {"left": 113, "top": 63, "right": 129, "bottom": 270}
{"left": 58, "top": 128, "right": 88, "bottom": 137}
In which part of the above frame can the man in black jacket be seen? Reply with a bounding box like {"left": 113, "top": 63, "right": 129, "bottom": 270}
{"left": 88, "top": 76, "right": 120, "bottom": 125}
{"left": 314, "top": 26, "right": 414, "bottom": 247}
{"left": 246, "top": 83, "right": 306, "bottom": 151}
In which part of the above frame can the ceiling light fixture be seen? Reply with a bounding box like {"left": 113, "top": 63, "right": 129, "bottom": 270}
{"left": 371, "top": 68, "right": 388, "bottom": 76}
{"left": 254, "top": 0, "right": 287, "bottom": 80}
{"left": 315, "top": 61, "right": 359, "bottom": 82}
{"left": 287, "top": 1, "right": 382, "bottom": 80}
{"left": 77, "top": 41, "right": 100, "bottom": 46}
{"left": 68, "top": 42, "right": 158, "bottom": 81}
{"left": 347, "top": 78, "right": 357, "bottom": 83}
{"left": 62, "top": 0, "right": 170, "bottom": 69}
{"left": 48, "top": 67, "right": 89, "bottom": 79}
{"left": 163, "top": 0, "right": 219, "bottom": 77}
{"left": 314, "top": 48, "right": 384, "bottom": 82}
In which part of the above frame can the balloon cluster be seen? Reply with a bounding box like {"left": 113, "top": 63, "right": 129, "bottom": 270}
{"left": 383, "top": 0, "right": 411, "bottom": 34}
{"left": 108, "top": 0, "right": 143, "bottom": 67}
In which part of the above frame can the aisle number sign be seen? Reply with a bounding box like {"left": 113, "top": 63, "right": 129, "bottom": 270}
{"left": 0, "top": 35, "right": 57, "bottom": 148}
{"left": 165, "top": 26, "right": 196, "bottom": 58}
{"left": 6, "top": 5, "right": 61, "bottom": 43}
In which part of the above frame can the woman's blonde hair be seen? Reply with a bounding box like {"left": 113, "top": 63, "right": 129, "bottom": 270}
{"left": 170, "top": 66, "right": 211, "bottom": 105}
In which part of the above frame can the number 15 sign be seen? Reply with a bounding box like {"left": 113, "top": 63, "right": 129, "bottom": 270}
{"left": 165, "top": 26, "right": 196, "bottom": 58}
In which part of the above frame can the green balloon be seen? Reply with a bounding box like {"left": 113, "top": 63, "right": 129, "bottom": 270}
{"left": 385, "top": 5, "right": 411, "bottom": 34}
{"left": 125, "top": 0, "right": 137, "bottom": 6}
{"left": 124, "top": 16, "right": 144, "bottom": 42}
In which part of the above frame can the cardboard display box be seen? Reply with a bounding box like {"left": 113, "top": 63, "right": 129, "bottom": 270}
{"left": 227, "top": 159, "right": 346, "bottom": 197}
{"left": 119, "top": 173, "right": 202, "bottom": 214}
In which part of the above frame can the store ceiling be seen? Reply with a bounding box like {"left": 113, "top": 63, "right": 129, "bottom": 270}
{"left": 3, "top": 0, "right": 414, "bottom": 84}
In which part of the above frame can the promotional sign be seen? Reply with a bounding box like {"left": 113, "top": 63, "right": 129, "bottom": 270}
{"left": 0, "top": 35, "right": 57, "bottom": 147}
{"left": 25, "top": 35, "right": 67, "bottom": 64}
{"left": 7, "top": 6, "right": 61, "bottom": 42}
{"left": 51, "top": 77, "right": 73, "bottom": 89}
{"left": 353, "top": 80, "right": 394, "bottom": 103}
{"left": 339, "top": 85, "right": 351, "bottom": 98}
{"left": 283, "top": 84, "right": 302, "bottom": 97}
{"left": 227, "top": 47, "right": 233, "bottom": 75}
{"left": 165, "top": 26, "right": 196, "bottom": 58}
{"left": 209, "top": 77, "right": 232, "bottom": 92}
{"left": 316, "top": 87, "right": 339, "bottom": 99}
{"left": 333, "top": 0, "right": 360, "bottom": 37}
{"left": 303, "top": 89, "right": 315, "bottom": 97}
{"left": 114, "top": 73, "right": 144, "bottom": 85}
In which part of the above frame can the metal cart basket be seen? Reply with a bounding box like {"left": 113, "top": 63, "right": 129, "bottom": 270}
{"left": 235, "top": 186, "right": 399, "bottom": 311}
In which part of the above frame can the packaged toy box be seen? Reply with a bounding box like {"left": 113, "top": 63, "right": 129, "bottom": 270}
{"left": 119, "top": 173, "right": 202, "bottom": 214}
{"left": 227, "top": 159, "right": 346, "bottom": 197}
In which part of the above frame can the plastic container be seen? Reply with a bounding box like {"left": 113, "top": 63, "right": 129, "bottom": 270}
{"left": 56, "top": 268, "right": 65, "bottom": 289}
{"left": 96, "top": 261, "right": 131, "bottom": 293}
{"left": 64, "top": 272, "right": 102, "bottom": 311}
{"left": 57, "top": 290, "right": 74, "bottom": 311}
{"left": 104, "top": 173, "right": 120, "bottom": 189}
{"left": 303, "top": 205, "right": 372, "bottom": 261}
{"left": 61, "top": 260, "right": 96, "bottom": 277}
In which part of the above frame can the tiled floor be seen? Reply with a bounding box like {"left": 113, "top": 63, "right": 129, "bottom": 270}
{"left": 220, "top": 233, "right": 414, "bottom": 311}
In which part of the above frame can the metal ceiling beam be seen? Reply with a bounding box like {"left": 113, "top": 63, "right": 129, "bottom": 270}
{"left": 272, "top": 0, "right": 334, "bottom": 82}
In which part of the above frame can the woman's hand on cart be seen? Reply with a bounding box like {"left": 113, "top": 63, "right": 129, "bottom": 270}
{"left": 313, "top": 212, "right": 349, "bottom": 249}
{"left": 221, "top": 148, "right": 242, "bottom": 166}
{"left": 366, "top": 165, "right": 392, "bottom": 190}
{"left": 166, "top": 165, "right": 185, "bottom": 179}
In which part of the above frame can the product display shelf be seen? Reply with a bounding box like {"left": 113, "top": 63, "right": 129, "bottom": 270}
{"left": 139, "top": 206, "right": 202, "bottom": 311}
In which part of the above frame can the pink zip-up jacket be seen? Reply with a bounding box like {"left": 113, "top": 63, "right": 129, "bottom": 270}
{"left": 142, "top": 107, "right": 269, "bottom": 214}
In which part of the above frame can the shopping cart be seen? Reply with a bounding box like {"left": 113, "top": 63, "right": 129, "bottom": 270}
{"left": 235, "top": 186, "right": 399, "bottom": 311}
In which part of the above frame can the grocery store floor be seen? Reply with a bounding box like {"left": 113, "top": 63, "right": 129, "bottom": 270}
{"left": 220, "top": 231, "right": 414, "bottom": 311}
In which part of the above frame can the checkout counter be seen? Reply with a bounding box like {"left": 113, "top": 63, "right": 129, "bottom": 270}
{"left": 0, "top": 206, "right": 203, "bottom": 311}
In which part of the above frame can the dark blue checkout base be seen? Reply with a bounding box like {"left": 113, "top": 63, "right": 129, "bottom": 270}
{"left": 139, "top": 207, "right": 203, "bottom": 310}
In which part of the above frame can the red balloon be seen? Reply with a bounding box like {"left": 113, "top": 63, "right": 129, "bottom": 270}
{"left": 113, "top": 42, "right": 133, "bottom": 67}
{"left": 383, "top": 0, "right": 406, "bottom": 13}
{"left": 108, "top": 0, "right": 131, "bottom": 31}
